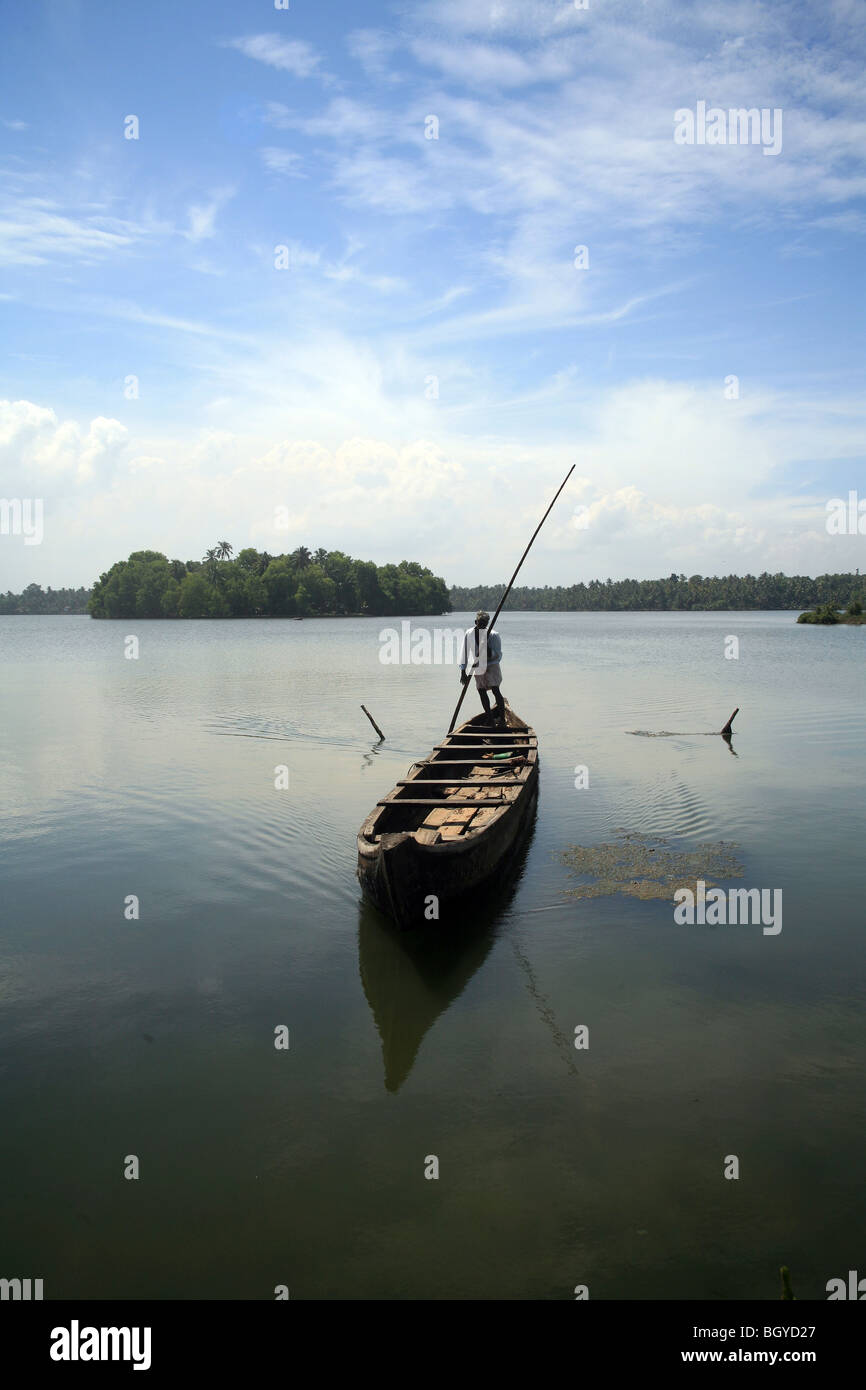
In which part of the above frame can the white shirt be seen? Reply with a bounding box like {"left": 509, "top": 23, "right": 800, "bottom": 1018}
{"left": 459, "top": 626, "right": 502, "bottom": 672}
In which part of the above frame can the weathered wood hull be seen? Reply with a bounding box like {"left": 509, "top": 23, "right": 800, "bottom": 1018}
{"left": 357, "top": 708, "right": 539, "bottom": 928}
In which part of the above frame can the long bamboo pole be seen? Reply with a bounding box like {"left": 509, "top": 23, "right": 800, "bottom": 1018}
{"left": 447, "top": 464, "right": 576, "bottom": 732}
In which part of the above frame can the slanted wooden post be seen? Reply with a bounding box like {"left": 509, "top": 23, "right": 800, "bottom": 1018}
{"left": 361, "top": 705, "right": 385, "bottom": 741}
{"left": 721, "top": 707, "right": 739, "bottom": 737}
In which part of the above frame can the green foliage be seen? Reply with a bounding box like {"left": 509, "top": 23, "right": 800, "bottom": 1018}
{"left": 262, "top": 556, "right": 298, "bottom": 616}
{"left": 295, "top": 564, "right": 337, "bottom": 615}
{"left": 177, "top": 573, "right": 213, "bottom": 618}
{"left": 779, "top": 1266, "right": 796, "bottom": 1300}
{"left": 160, "top": 577, "right": 181, "bottom": 617}
{"left": 87, "top": 544, "right": 451, "bottom": 619}
{"left": 236, "top": 547, "right": 264, "bottom": 574}
{"left": 0, "top": 582, "right": 90, "bottom": 615}
{"left": 452, "top": 573, "right": 866, "bottom": 613}
{"left": 798, "top": 600, "right": 845, "bottom": 624}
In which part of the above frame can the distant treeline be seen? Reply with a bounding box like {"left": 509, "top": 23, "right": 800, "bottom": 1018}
{"left": 0, "top": 584, "right": 90, "bottom": 615}
{"left": 87, "top": 545, "right": 451, "bottom": 618}
{"left": 6, "top": 567, "right": 865, "bottom": 619}
{"left": 451, "top": 572, "right": 866, "bottom": 612}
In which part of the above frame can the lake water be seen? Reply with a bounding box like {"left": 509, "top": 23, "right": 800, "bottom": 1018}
{"left": 0, "top": 611, "right": 863, "bottom": 1300}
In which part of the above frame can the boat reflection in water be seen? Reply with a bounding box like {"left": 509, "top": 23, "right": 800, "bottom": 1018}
{"left": 357, "top": 797, "right": 538, "bottom": 1092}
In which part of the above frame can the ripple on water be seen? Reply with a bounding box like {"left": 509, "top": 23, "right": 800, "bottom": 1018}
{"left": 617, "top": 774, "right": 716, "bottom": 841}
{"left": 203, "top": 711, "right": 384, "bottom": 754}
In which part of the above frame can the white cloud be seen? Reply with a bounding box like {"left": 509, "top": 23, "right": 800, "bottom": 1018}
{"left": 409, "top": 39, "right": 573, "bottom": 88}
{"left": 3, "top": 369, "right": 863, "bottom": 591}
{"left": 346, "top": 29, "right": 402, "bottom": 81}
{"left": 186, "top": 206, "right": 216, "bottom": 242}
{"left": 283, "top": 3, "right": 866, "bottom": 252}
{"left": 185, "top": 190, "right": 234, "bottom": 242}
{"left": 225, "top": 34, "right": 324, "bottom": 79}
{"left": 85, "top": 298, "right": 256, "bottom": 343}
{"left": 260, "top": 147, "right": 305, "bottom": 177}
{"left": 265, "top": 97, "right": 391, "bottom": 142}
{"left": 0, "top": 399, "right": 128, "bottom": 488}
{"left": 411, "top": 0, "right": 581, "bottom": 39}
{"left": 0, "top": 196, "right": 140, "bottom": 266}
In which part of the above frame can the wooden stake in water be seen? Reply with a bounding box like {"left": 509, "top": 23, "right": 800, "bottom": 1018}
{"left": 361, "top": 704, "right": 385, "bottom": 741}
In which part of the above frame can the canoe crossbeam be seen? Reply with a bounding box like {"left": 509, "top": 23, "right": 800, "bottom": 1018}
{"left": 376, "top": 797, "right": 513, "bottom": 807}
{"left": 414, "top": 758, "right": 526, "bottom": 766}
{"left": 396, "top": 778, "right": 526, "bottom": 786}
{"left": 432, "top": 743, "right": 532, "bottom": 752}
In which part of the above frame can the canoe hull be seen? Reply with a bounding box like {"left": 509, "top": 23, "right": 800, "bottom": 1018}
{"left": 358, "top": 774, "right": 538, "bottom": 927}
{"left": 357, "top": 710, "right": 539, "bottom": 927}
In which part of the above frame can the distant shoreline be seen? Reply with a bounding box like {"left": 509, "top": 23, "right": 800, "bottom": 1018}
{"left": 3, "top": 607, "right": 863, "bottom": 620}
{"left": 4, "top": 565, "right": 864, "bottom": 619}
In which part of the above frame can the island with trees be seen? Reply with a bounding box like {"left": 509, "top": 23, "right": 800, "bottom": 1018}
{"left": 85, "top": 544, "right": 451, "bottom": 618}
{"left": 797, "top": 599, "right": 864, "bottom": 625}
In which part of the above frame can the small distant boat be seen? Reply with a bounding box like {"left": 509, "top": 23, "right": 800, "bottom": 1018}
{"left": 357, "top": 705, "right": 538, "bottom": 927}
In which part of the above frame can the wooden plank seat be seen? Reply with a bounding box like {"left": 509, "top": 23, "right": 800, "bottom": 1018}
{"left": 410, "top": 764, "right": 520, "bottom": 843}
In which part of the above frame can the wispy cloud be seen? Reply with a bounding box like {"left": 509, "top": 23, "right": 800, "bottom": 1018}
{"left": 185, "top": 188, "right": 235, "bottom": 242}
{"left": 0, "top": 196, "right": 142, "bottom": 266}
{"left": 346, "top": 28, "right": 402, "bottom": 82}
{"left": 323, "top": 259, "right": 406, "bottom": 294}
{"left": 259, "top": 147, "right": 305, "bottom": 177}
{"left": 264, "top": 97, "right": 391, "bottom": 141}
{"left": 224, "top": 34, "right": 325, "bottom": 80}
{"left": 408, "top": 38, "right": 574, "bottom": 88}
{"left": 86, "top": 299, "right": 258, "bottom": 343}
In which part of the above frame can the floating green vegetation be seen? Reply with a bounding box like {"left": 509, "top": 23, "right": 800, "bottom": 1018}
{"left": 560, "top": 830, "right": 744, "bottom": 901}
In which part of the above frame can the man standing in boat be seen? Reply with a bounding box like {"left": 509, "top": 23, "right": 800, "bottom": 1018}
{"left": 459, "top": 610, "right": 506, "bottom": 725}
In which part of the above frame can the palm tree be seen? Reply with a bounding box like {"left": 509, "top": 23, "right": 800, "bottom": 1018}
{"left": 203, "top": 547, "right": 219, "bottom": 581}
{"left": 216, "top": 540, "right": 233, "bottom": 561}
{"left": 290, "top": 546, "right": 311, "bottom": 571}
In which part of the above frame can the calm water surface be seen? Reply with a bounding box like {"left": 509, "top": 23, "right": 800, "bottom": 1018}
{"left": 0, "top": 611, "right": 863, "bottom": 1299}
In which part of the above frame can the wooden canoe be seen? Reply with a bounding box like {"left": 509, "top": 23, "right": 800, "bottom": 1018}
{"left": 356, "top": 705, "right": 539, "bottom": 928}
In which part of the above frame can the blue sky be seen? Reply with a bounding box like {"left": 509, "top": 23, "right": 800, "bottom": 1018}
{"left": 1, "top": 0, "right": 864, "bottom": 589}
